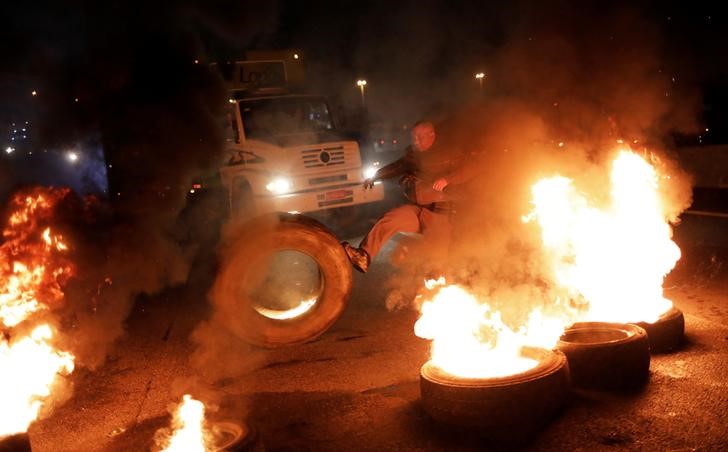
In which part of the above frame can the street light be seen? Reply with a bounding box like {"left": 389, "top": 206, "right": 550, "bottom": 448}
{"left": 356, "top": 79, "right": 367, "bottom": 108}
{"left": 475, "top": 72, "right": 486, "bottom": 96}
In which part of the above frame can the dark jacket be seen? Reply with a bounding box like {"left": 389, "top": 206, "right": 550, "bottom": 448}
{"left": 373, "top": 140, "right": 475, "bottom": 205}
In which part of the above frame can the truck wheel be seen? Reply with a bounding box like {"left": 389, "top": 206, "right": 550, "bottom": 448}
{"left": 212, "top": 213, "right": 352, "bottom": 347}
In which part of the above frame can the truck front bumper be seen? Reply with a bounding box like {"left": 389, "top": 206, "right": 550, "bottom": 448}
{"left": 254, "top": 182, "right": 384, "bottom": 214}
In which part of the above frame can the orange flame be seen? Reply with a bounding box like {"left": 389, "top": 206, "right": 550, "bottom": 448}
{"left": 1, "top": 189, "right": 74, "bottom": 327}
{"left": 156, "top": 395, "right": 211, "bottom": 452}
{"left": 0, "top": 188, "right": 76, "bottom": 437}
{"left": 414, "top": 278, "right": 569, "bottom": 378}
{"left": 526, "top": 150, "right": 680, "bottom": 323}
{"left": 0, "top": 325, "right": 75, "bottom": 437}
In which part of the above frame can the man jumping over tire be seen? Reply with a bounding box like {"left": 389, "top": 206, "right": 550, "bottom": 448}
{"left": 342, "top": 120, "right": 476, "bottom": 273}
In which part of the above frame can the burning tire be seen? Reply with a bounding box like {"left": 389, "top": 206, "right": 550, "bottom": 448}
{"left": 557, "top": 322, "right": 650, "bottom": 391}
{"left": 0, "top": 433, "right": 31, "bottom": 452}
{"left": 212, "top": 213, "right": 352, "bottom": 347}
{"left": 419, "top": 347, "right": 569, "bottom": 437}
{"left": 210, "top": 421, "right": 262, "bottom": 452}
{"left": 634, "top": 307, "right": 685, "bottom": 353}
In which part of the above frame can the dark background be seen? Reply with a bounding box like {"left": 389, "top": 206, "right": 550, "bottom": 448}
{"left": 0, "top": 0, "right": 727, "bottom": 201}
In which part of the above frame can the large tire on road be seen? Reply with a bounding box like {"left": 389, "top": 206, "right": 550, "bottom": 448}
{"left": 420, "top": 347, "right": 569, "bottom": 440}
{"left": 557, "top": 322, "right": 650, "bottom": 391}
{"left": 634, "top": 307, "right": 685, "bottom": 353}
{"left": 212, "top": 213, "right": 352, "bottom": 347}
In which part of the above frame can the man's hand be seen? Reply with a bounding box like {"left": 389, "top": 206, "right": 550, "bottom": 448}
{"left": 432, "top": 178, "right": 449, "bottom": 192}
{"left": 363, "top": 178, "right": 375, "bottom": 189}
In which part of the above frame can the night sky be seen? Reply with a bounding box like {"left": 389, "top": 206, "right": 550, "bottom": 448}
{"left": 0, "top": 0, "right": 727, "bottom": 197}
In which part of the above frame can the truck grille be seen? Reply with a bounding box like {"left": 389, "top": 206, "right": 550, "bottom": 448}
{"left": 301, "top": 145, "right": 346, "bottom": 168}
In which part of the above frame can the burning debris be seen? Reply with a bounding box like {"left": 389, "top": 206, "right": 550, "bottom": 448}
{"left": 414, "top": 277, "right": 568, "bottom": 379}
{"left": 414, "top": 146, "right": 690, "bottom": 431}
{"left": 0, "top": 188, "right": 77, "bottom": 440}
{"left": 154, "top": 394, "right": 258, "bottom": 452}
{"left": 525, "top": 149, "right": 682, "bottom": 325}
{"left": 155, "top": 395, "right": 211, "bottom": 452}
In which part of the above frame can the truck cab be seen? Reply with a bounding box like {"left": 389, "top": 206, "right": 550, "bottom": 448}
{"left": 216, "top": 52, "right": 384, "bottom": 218}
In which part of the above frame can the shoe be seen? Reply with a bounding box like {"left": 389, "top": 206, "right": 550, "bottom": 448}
{"left": 341, "top": 241, "right": 370, "bottom": 273}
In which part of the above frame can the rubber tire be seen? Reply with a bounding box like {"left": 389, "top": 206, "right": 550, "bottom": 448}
{"left": 0, "top": 433, "right": 31, "bottom": 452}
{"left": 420, "top": 347, "right": 569, "bottom": 438}
{"left": 212, "top": 213, "right": 352, "bottom": 347}
{"left": 634, "top": 307, "right": 685, "bottom": 353}
{"left": 210, "top": 421, "right": 263, "bottom": 452}
{"left": 557, "top": 322, "right": 650, "bottom": 391}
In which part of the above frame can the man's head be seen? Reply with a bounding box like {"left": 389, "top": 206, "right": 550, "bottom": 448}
{"left": 411, "top": 121, "right": 436, "bottom": 152}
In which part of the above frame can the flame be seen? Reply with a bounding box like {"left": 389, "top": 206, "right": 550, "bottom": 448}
{"left": 1, "top": 189, "right": 74, "bottom": 327}
{"left": 0, "top": 188, "right": 77, "bottom": 437}
{"left": 156, "top": 395, "right": 211, "bottom": 452}
{"left": 527, "top": 150, "right": 680, "bottom": 323}
{"left": 414, "top": 278, "right": 568, "bottom": 379}
{"left": 0, "top": 325, "right": 75, "bottom": 437}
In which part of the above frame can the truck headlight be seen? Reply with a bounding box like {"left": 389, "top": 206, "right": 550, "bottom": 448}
{"left": 363, "top": 163, "right": 379, "bottom": 179}
{"left": 265, "top": 178, "right": 291, "bottom": 194}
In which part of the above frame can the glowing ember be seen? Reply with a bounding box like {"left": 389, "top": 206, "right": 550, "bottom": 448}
{"left": 156, "top": 395, "right": 211, "bottom": 452}
{"left": 526, "top": 150, "right": 680, "bottom": 323}
{"left": 1, "top": 189, "right": 73, "bottom": 327}
{"left": 0, "top": 188, "right": 77, "bottom": 437}
{"left": 414, "top": 278, "right": 566, "bottom": 379}
{"left": 0, "top": 325, "right": 75, "bottom": 437}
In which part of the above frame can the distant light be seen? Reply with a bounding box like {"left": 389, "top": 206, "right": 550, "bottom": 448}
{"left": 194, "top": 59, "right": 199, "bottom": 64}
{"left": 74, "top": 98, "right": 79, "bottom": 102}
{"left": 5, "top": 147, "right": 14, "bottom": 154}
{"left": 31, "top": 90, "right": 37, "bottom": 96}
{"left": 475, "top": 72, "right": 485, "bottom": 80}
{"left": 356, "top": 79, "right": 367, "bottom": 87}
{"left": 293, "top": 53, "right": 299, "bottom": 60}
{"left": 189, "top": 188, "right": 196, "bottom": 194}
{"left": 288, "top": 210, "right": 300, "bottom": 214}
{"left": 705, "top": 128, "right": 710, "bottom": 132}
{"left": 228, "top": 98, "right": 235, "bottom": 104}
{"left": 558, "top": 142, "right": 565, "bottom": 147}
{"left": 67, "top": 151, "right": 79, "bottom": 162}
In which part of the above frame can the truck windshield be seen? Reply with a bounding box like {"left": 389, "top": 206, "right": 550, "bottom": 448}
{"left": 239, "top": 96, "right": 334, "bottom": 139}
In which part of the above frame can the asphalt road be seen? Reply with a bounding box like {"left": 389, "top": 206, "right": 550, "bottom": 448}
{"left": 27, "top": 208, "right": 728, "bottom": 451}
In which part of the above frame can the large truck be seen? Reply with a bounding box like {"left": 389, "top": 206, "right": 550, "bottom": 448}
{"left": 214, "top": 51, "right": 383, "bottom": 220}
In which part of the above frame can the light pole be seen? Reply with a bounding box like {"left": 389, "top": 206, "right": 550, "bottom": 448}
{"left": 356, "top": 79, "right": 367, "bottom": 108}
{"left": 475, "top": 72, "right": 485, "bottom": 96}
